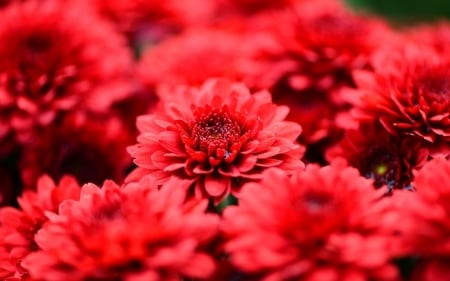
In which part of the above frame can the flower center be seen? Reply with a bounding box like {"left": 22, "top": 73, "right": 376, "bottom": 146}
{"left": 191, "top": 107, "right": 243, "bottom": 158}
{"left": 361, "top": 149, "right": 412, "bottom": 192}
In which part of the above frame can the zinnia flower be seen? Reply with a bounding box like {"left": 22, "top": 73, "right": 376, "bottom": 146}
{"left": 0, "top": 0, "right": 133, "bottom": 144}
{"left": 222, "top": 161, "right": 401, "bottom": 281}
{"left": 128, "top": 79, "right": 304, "bottom": 203}
{"left": 19, "top": 113, "right": 132, "bottom": 189}
{"left": 23, "top": 177, "right": 220, "bottom": 281}
{"left": 326, "top": 122, "right": 428, "bottom": 192}
{"left": 352, "top": 45, "right": 450, "bottom": 155}
{"left": 0, "top": 175, "right": 80, "bottom": 280}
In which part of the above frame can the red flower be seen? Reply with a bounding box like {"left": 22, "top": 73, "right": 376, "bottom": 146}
{"left": 409, "top": 21, "right": 450, "bottom": 55}
{"left": 352, "top": 45, "right": 450, "bottom": 155}
{"left": 261, "top": 0, "right": 394, "bottom": 146}
{"left": 19, "top": 113, "right": 132, "bottom": 189}
{"left": 388, "top": 158, "right": 450, "bottom": 280}
{"left": 0, "top": 175, "right": 80, "bottom": 280}
{"left": 87, "top": 0, "right": 215, "bottom": 45}
{"left": 128, "top": 79, "right": 304, "bottom": 203}
{"left": 0, "top": 0, "right": 133, "bottom": 144}
{"left": 395, "top": 158, "right": 450, "bottom": 255}
{"left": 138, "top": 28, "right": 275, "bottom": 89}
{"left": 326, "top": 122, "right": 428, "bottom": 192}
{"left": 222, "top": 161, "right": 401, "bottom": 281}
{"left": 23, "top": 177, "right": 220, "bottom": 281}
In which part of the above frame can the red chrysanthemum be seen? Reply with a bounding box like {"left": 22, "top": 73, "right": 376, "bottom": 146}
{"left": 222, "top": 161, "right": 402, "bottom": 281}
{"left": 326, "top": 122, "right": 429, "bottom": 192}
{"left": 137, "top": 28, "right": 279, "bottom": 89}
{"left": 0, "top": 0, "right": 133, "bottom": 144}
{"left": 19, "top": 113, "right": 132, "bottom": 189}
{"left": 0, "top": 175, "right": 80, "bottom": 280}
{"left": 246, "top": 1, "right": 396, "bottom": 150}
{"left": 409, "top": 21, "right": 450, "bottom": 55}
{"left": 22, "top": 177, "right": 220, "bottom": 281}
{"left": 352, "top": 45, "right": 450, "bottom": 155}
{"left": 388, "top": 158, "right": 450, "bottom": 281}
{"left": 128, "top": 79, "right": 304, "bottom": 203}
{"left": 85, "top": 0, "right": 215, "bottom": 46}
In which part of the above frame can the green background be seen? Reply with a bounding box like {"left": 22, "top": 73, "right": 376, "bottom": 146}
{"left": 346, "top": 0, "right": 450, "bottom": 22}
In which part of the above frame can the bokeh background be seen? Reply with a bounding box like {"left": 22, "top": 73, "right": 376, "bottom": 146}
{"left": 347, "top": 0, "right": 450, "bottom": 22}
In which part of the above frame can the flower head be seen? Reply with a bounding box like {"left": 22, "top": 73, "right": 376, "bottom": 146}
{"left": 138, "top": 28, "right": 272, "bottom": 89}
{"left": 249, "top": 0, "right": 395, "bottom": 158}
{"left": 0, "top": 0, "right": 133, "bottom": 144}
{"left": 222, "top": 161, "right": 401, "bottom": 281}
{"left": 23, "top": 177, "right": 220, "bottom": 281}
{"left": 0, "top": 175, "right": 80, "bottom": 280}
{"left": 19, "top": 113, "right": 132, "bottom": 189}
{"left": 352, "top": 45, "right": 450, "bottom": 154}
{"left": 87, "top": 0, "right": 215, "bottom": 45}
{"left": 326, "top": 122, "right": 429, "bottom": 192}
{"left": 128, "top": 79, "right": 304, "bottom": 203}
{"left": 387, "top": 158, "right": 450, "bottom": 280}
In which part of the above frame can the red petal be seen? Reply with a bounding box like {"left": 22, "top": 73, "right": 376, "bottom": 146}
{"left": 204, "top": 174, "right": 230, "bottom": 197}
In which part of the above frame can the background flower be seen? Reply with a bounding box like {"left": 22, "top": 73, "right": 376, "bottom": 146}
{"left": 0, "top": 175, "right": 80, "bottom": 280}
{"left": 222, "top": 161, "right": 401, "bottom": 281}
{"left": 23, "top": 177, "right": 220, "bottom": 281}
{"left": 0, "top": 0, "right": 134, "bottom": 144}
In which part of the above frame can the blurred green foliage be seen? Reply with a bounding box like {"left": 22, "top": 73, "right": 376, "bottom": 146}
{"left": 346, "top": 0, "right": 450, "bottom": 22}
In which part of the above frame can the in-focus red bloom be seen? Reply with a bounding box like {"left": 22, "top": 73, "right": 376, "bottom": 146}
{"left": 352, "top": 45, "right": 450, "bottom": 155}
{"left": 0, "top": 0, "right": 133, "bottom": 144}
{"left": 326, "top": 122, "right": 428, "bottom": 192}
{"left": 19, "top": 113, "right": 132, "bottom": 189}
{"left": 23, "top": 177, "right": 220, "bottom": 281}
{"left": 128, "top": 79, "right": 304, "bottom": 203}
{"left": 391, "top": 158, "right": 450, "bottom": 281}
{"left": 222, "top": 161, "right": 401, "bottom": 281}
{"left": 0, "top": 175, "right": 80, "bottom": 280}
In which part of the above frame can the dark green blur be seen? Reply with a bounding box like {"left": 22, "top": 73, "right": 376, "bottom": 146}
{"left": 346, "top": 0, "right": 450, "bottom": 23}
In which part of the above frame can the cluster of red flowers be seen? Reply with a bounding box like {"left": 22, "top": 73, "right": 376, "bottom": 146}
{"left": 1, "top": 0, "right": 450, "bottom": 280}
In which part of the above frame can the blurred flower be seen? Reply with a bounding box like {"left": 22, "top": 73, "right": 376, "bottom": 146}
{"left": 0, "top": 175, "right": 80, "bottom": 280}
{"left": 352, "top": 45, "right": 450, "bottom": 155}
{"left": 409, "top": 21, "right": 450, "bottom": 55}
{"left": 137, "top": 28, "right": 277, "bottom": 89}
{"left": 214, "top": 0, "right": 294, "bottom": 16}
{"left": 326, "top": 122, "right": 428, "bottom": 192}
{"left": 19, "top": 113, "right": 132, "bottom": 189}
{"left": 259, "top": 0, "right": 394, "bottom": 146}
{"left": 390, "top": 158, "right": 450, "bottom": 281}
{"left": 128, "top": 79, "right": 304, "bottom": 203}
{"left": 222, "top": 161, "right": 401, "bottom": 281}
{"left": 86, "top": 0, "right": 215, "bottom": 46}
{"left": 0, "top": 0, "right": 134, "bottom": 144}
{"left": 23, "top": 177, "right": 220, "bottom": 281}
